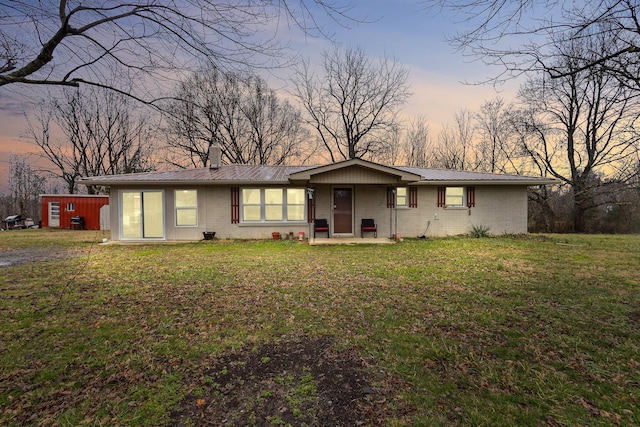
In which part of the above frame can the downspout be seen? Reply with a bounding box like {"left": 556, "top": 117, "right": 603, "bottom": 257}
{"left": 395, "top": 199, "right": 398, "bottom": 238}
{"left": 307, "top": 186, "right": 314, "bottom": 241}
{"left": 389, "top": 187, "right": 396, "bottom": 238}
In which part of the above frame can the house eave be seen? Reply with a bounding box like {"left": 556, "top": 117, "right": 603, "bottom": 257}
{"left": 78, "top": 178, "right": 557, "bottom": 187}
{"left": 77, "top": 179, "right": 294, "bottom": 187}
{"left": 77, "top": 162, "right": 557, "bottom": 187}
{"left": 40, "top": 193, "right": 109, "bottom": 198}
{"left": 413, "top": 179, "right": 558, "bottom": 186}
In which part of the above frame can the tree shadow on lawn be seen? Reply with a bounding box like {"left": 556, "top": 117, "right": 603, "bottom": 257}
{"left": 171, "top": 335, "right": 413, "bottom": 426}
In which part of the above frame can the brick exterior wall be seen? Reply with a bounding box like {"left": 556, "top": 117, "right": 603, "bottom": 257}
{"left": 108, "top": 184, "right": 528, "bottom": 241}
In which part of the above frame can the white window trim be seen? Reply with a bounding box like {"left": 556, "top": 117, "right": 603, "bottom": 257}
{"left": 396, "top": 187, "right": 409, "bottom": 209}
{"left": 119, "top": 189, "right": 165, "bottom": 240}
{"left": 444, "top": 186, "right": 466, "bottom": 209}
{"left": 241, "top": 188, "right": 307, "bottom": 223}
{"left": 174, "top": 189, "right": 198, "bottom": 227}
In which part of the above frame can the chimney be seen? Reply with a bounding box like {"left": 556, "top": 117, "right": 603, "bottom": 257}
{"left": 209, "top": 144, "right": 221, "bottom": 169}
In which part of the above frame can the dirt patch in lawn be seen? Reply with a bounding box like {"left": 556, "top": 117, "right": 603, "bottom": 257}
{"left": 0, "top": 247, "right": 82, "bottom": 267}
{"left": 171, "top": 336, "right": 412, "bottom": 426}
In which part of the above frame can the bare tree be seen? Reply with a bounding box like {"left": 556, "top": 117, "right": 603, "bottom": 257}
{"left": 402, "top": 115, "right": 433, "bottom": 167}
{"left": 0, "top": 1, "right": 357, "bottom": 100}
{"left": 163, "top": 66, "right": 246, "bottom": 167}
{"left": 242, "top": 75, "right": 311, "bottom": 165}
{"left": 293, "top": 46, "right": 411, "bottom": 161}
{"left": 433, "top": 109, "right": 477, "bottom": 170}
{"left": 26, "top": 87, "right": 156, "bottom": 194}
{"left": 6, "top": 154, "right": 46, "bottom": 219}
{"left": 376, "top": 124, "right": 403, "bottom": 166}
{"left": 424, "top": 0, "right": 640, "bottom": 87}
{"left": 26, "top": 106, "right": 78, "bottom": 194}
{"left": 514, "top": 36, "right": 640, "bottom": 232}
{"left": 164, "top": 67, "right": 309, "bottom": 167}
{"left": 474, "top": 98, "right": 524, "bottom": 173}
{"left": 164, "top": 68, "right": 247, "bottom": 168}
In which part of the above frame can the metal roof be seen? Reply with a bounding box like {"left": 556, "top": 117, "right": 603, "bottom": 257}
{"left": 79, "top": 165, "right": 312, "bottom": 186}
{"left": 79, "top": 163, "right": 556, "bottom": 186}
{"left": 395, "top": 166, "right": 556, "bottom": 185}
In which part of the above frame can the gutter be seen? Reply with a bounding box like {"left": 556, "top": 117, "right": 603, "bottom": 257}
{"left": 77, "top": 179, "right": 294, "bottom": 186}
{"left": 411, "top": 179, "right": 558, "bottom": 186}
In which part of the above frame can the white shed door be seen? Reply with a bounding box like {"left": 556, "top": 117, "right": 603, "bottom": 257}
{"left": 48, "top": 202, "right": 60, "bottom": 227}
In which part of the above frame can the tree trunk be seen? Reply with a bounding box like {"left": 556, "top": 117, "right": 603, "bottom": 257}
{"left": 541, "top": 200, "right": 556, "bottom": 232}
{"left": 572, "top": 184, "right": 589, "bottom": 233}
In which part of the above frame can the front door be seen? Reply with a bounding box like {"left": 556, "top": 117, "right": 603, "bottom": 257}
{"left": 333, "top": 188, "right": 353, "bottom": 234}
{"left": 48, "top": 202, "right": 60, "bottom": 227}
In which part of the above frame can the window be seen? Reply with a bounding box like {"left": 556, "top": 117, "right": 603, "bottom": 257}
{"left": 241, "top": 188, "right": 306, "bottom": 222}
{"left": 437, "top": 186, "right": 475, "bottom": 208}
{"left": 265, "top": 189, "right": 283, "bottom": 221}
{"left": 242, "top": 189, "right": 262, "bottom": 221}
{"left": 66, "top": 203, "right": 75, "bottom": 212}
{"left": 175, "top": 190, "right": 197, "bottom": 226}
{"left": 287, "top": 188, "right": 306, "bottom": 221}
{"left": 446, "top": 187, "right": 464, "bottom": 207}
{"left": 396, "top": 187, "right": 408, "bottom": 207}
{"left": 387, "top": 186, "right": 418, "bottom": 208}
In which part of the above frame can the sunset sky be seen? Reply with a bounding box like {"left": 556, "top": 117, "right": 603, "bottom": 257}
{"left": 0, "top": 0, "right": 521, "bottom": 193}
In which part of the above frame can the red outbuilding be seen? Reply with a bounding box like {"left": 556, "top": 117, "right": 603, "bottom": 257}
{"left": 40, "top": 194, "right": 110, "bottom": 230}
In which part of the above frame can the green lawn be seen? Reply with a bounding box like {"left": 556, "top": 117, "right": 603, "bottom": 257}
{"left": 1, "top": 230, "right": 639, "bottom": 426}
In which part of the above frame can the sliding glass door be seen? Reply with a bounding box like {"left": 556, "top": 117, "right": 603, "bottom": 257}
{"left": 121, "top": 190, "right": 164, "bottom": 239}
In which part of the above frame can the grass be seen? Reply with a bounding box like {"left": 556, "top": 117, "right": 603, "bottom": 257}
{"left": 1, "top": 230, "right": 639, "bottom": 425}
